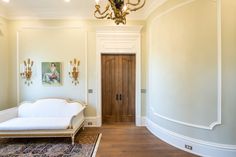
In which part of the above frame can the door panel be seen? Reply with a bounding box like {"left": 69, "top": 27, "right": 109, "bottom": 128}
{"left": 102, "top": 54, "right": 135, "bottom": 124}
{"left": 102, "top": 55, "right": 119, "bottom": 123}
{"left": 120, "top": 55, "right": 135, "bottom": 122}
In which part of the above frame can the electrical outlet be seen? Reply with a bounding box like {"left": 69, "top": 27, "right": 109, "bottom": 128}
{"left": 88, "top": 122, "right": 93, "bottom": 125}
{"left": 185, "top": 144, "right": 193, "bottom": 150}
{"left": 141, "top": 89, "right": 146, "bottom": 93}
{"left": 88, "top": 89, "right": 93, "bottom": 93}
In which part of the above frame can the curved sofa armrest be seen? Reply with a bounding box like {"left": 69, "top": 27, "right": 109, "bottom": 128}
{"left": 71, "top": 100, "right": 87, "bottom": 107}
{"left": 69, "top": 106, "right": 86, "bottom": 129}
{"left": 18, "top": 101, "right": 33, "bottom": 106}
{"left": 0, "top": 107, "right": 18, "bottom": 123}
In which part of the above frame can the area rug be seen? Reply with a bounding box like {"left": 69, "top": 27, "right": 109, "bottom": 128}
{"left": 0, "top": 133, "right": 102, "bottom": 157}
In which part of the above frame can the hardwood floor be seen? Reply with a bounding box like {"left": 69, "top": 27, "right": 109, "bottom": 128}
{"left": 83, "top": 124, "right": 198, "bottom": 157}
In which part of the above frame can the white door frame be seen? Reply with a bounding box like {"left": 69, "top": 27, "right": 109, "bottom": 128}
{"left": 96, "top": 26, "right": 143, "bottom": 126}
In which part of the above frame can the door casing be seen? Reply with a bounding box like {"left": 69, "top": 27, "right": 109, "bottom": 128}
{"left": 96, "top": 26, "right": 142, "bottom": 126}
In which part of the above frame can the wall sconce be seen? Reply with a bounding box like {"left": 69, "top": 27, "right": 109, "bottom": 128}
{"left": 20, "top": 58, "right": 34, "bottom": 85}
{"left": 68, "top": 58, "right": 80, "bottom": 85}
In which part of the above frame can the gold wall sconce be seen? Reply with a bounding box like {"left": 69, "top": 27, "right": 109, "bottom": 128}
{"left": 68, "top": 58, "right": 80, "bottom": 85}
{"left": 20, "top": 58, "right": 34, "bottom": 85}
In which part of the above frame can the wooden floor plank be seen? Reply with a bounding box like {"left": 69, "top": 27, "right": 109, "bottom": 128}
{"left": 83, "top": 124, "right": 198, "bottom": 157}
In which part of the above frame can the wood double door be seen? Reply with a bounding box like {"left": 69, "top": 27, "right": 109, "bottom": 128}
{"left": 102, "top": 54, "right": 136, "bottom": 124}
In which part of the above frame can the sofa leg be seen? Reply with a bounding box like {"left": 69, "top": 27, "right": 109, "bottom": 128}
{"left": 82, "top": 125, "right": 85, "bottom": 130}
{"left": 72, "top": 135, "right": 75, "bottom": 145}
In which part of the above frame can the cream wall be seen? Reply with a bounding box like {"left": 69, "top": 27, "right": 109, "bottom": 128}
{"left": 0, "top": 0, "right": 235, "bottom": 155}
{"left": 149, "top": 0, "right": 218, "bottom": 126}
{"left": 147, "top": 0, "right": 236, "bottom": 145}
{"left": 0, "top": 17, "right": 9, "bottom": 110}
{"left": 6, "top": 20, "right": 146, "bottom": 117}
{"left": 18, "top": 29, "right": 87, "bottom": 102}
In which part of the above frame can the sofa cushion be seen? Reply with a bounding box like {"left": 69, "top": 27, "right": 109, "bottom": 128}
{"left": 18, "top": 99, "right": 84, "bottom": 118}
{"left": 0, "top": 117, "right": 72, "bottom": 130}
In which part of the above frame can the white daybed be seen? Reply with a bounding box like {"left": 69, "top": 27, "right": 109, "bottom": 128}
{"left": 0, "top": 98, "right": 86, "bottom": 145}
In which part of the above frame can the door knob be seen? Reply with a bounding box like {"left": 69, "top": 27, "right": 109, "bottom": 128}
{"left": 119, "top": 94, "right": 122, "bottom": 100}
{"left": 116, "top": 94, "right": 119, "bottom": 100}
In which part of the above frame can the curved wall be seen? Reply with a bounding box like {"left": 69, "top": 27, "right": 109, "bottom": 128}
{"left": 146, "top": 0, "right": 236, "bottom": 156}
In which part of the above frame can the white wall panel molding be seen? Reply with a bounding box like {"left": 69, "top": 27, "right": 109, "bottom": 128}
{"left": 148, "top": 0, "right": 222, "bottom": 130}
{"left": 18, "top": 26, "right": 84, "bottom": 30}
{"left": 150, "top": 107, "right": 219, "bottom": 130}
{"left": 143, "top": 0, "right": 168, "bottom": 19}
{"left": 146, "top": 118, "right": 236, "bottom": 157}
{"left": 96, "top": 26, "right": 142, "bottom": 126}
{"left": 149, "top": 0, "right": 197, "bottom": 26}
{"left": 0, "top": 14, "right": 7, "bottom": 19}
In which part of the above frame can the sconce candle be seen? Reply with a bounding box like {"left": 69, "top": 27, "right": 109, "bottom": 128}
{"left": 68, "top": 58, "right": 80, "bottom": 85}
{"left": 20, "top": 58, "right": 34, "bottom": 86}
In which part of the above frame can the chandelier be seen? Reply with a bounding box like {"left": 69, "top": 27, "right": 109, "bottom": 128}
{"left": 94, "top": 0, "right": 146, "bottom": 25}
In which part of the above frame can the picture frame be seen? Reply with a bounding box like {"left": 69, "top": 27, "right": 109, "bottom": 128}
{"left": 42, "top": 62, "right": 62, "bottom": 86}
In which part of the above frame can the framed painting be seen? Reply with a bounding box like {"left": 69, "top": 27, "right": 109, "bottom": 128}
{"left": 42, "top": 62, "right": 61, "bottom": 86}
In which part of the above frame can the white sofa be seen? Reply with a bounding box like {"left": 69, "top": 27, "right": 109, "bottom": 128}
{"left": 0, "top": 98, "right": 86, "bottom": 145}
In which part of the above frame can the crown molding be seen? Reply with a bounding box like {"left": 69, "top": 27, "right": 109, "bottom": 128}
{"left": 96, "top": 25, "right": 143, "bottom": 34}
{"left": 0, "top": 0, "right": 168, "bottom": 21}
{"left": 0, "top": 12, "right": 7, "bottom": 20}
{"left": 143, "top": 0, "right": 168, "bottom": 19}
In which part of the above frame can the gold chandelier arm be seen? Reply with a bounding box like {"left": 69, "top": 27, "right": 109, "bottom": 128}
{"left": 93, "top": 0, "right": 146, "bottom": 25}
{"left": 126, "top": 0, "right": 146, "bottom": 12}
{"left": 127, "top": 0, "right": 141, "bottom": 6}
{"left": 94, "top": 11, "right": 110, "bottom": 19}
{"left": 122, "top": 11, "right": 129, "bottom": 18}
{"left": 94, "top": 4, "right": 111, "bottom": 19}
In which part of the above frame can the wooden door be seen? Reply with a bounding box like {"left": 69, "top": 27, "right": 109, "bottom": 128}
{"left": 102, "top": 54, "right": 135, "bottom": 124}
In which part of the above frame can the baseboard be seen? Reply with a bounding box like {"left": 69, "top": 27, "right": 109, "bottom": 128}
{"left": 141, "top": 116, "right": 147, "bottom": 126}
{"left": 84, "top": 117, "right": 100, "bottom": 127}
{"left": 85, "top": 116, "right": 147, "bottom": 127}
{"left": 146, "top": 118, "right": 236, "bottom": 157}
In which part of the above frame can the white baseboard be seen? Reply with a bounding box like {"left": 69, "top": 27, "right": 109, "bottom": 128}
{"left": 146, "top": 118, "right": 236, "bottom": 157}
{"left": 85, "top": 116, "right": 147, "bottom": 127}
{"left": 141, "top": 116, "right": 147, "bottom": 126}
{"left": 84, "top": 117, "right": 100, "bottom": 127}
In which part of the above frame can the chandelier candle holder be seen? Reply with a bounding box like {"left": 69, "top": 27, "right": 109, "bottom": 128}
{"left": 68, "top": 58, "right": 80, "bottom": 85}
{"left": 20, "top": 58, "right": 34, "bottom": 86}
{"left": 94, "top": 0, "right": 146, "bottom": 25}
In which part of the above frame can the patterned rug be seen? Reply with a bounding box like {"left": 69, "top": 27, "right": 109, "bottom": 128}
{"left": 0, "top": 133, "right": 101, "bottom": 157}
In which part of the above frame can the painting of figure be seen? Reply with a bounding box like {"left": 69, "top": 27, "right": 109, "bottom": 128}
{"left": 42, "top": 62, "right": 61, "bottom": 85}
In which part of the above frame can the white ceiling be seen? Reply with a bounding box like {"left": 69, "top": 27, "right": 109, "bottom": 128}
{"left": 0, "top": 0, "right": 166, "bottom": 20}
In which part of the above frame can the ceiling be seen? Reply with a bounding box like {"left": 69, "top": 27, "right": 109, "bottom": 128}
{"left": 0, "top": 0, "right": 166, "bottom": 20}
